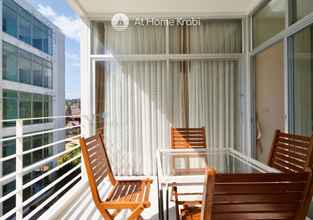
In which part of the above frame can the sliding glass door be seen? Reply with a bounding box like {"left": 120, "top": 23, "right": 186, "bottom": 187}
{"left": 91, "top": 19, "right": 243, "bottom": 175}
{"left": 289, "top": 25, "right": 313, "bottom": 136}
{"left": 255, "top": 41, "right": 285, "bottom": 163}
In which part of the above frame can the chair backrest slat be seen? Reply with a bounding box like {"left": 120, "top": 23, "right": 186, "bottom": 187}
{"left": 80, "top": 132, "right": 116, "bottom": 206}
{"left": 201, "top": 169, "right": 312, "bottom": 220}
{"left": 171, "top": 127, "right": 207, "bottom": 149}
{"left": 269, "top": 130, "right": 313, "bottom": 173}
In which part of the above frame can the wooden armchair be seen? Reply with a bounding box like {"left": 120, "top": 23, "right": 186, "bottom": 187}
{"left": 175, "top": 168, "right": 312, "bottom": 220}
{"left": 80, "top": 133, "right": 152, "bottom": 220}
{"left": 268, "top": 130, "right": 313, "bottom": 173}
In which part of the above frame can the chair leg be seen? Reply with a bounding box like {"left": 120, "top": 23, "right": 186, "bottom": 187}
{"left": 127, "top": 205, "right": 144, "bottom": 220}
{"left": 100, "top": 209, "right": 114, "bottom": 220}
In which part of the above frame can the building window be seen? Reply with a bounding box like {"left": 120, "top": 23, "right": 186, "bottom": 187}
{"left": 33, "top": 94, "right": 43, "bottom": 124}
{"left": 3, "top": 42, "right": 53, "bottom": 89}
{"left": 19, "top": 92, "right": 32, "bottom": 125}
{"left": 3, "top": 90, "right": 18, "bottom": 127}
{"left": 3, "top": 42, "right": 18, "bottom": 81}
{"left": 2, "top": 0, "right": 18, "bottom": 37}
{"left": 253, "top": 0, "right": 287, "bottom": 48}
{"left": 291, "top": 0, "right": 313, "bottom": 24}
{"left": 19, "top": 50, "right": 32, "bottom": 84}
{"left": 33, "top": 58, "right": 43, "bottom": 87}
{"left": 43, "top": 61, "right": 52, "bottom": 88}
{"left": 2, "top": 0, "right": 53, "bottom": 55}
{"left": 2, "top": 90, "right": 53, "bottom": 127}
{"left": 19, "top": 10, "right": 32, "bottom": 44}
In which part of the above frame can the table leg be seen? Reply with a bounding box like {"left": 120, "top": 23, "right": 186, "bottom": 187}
{"left": 159, "top": 187, "right": 164, "bottom": 220}
{"left": 166, "top": 185, "right": 169, "bottom": 220}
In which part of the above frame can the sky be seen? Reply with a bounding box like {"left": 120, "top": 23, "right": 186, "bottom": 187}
{"left": 29, "top": 0, "right": 81, "bottom": 100}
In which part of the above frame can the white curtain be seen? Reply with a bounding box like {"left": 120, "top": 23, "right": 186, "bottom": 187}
{"left": 187, "top": 60, "right": 241, "bottom": 150}
{"left": 103, "top": 61, "right": 183, "bottom": 176}
{"left": 103, "top": 22, "right": 166, "bottom": 54}
{"left": 169, "top": 20, "right": 242, "bottom": 53}
{"left": 94, "top": 19, "right": 243, "bottom": 175}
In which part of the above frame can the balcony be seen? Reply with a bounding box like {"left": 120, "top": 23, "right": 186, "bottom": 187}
{"left": 0, "top": 115, "right": 166, "bottom": 220}
{"left": 1, "top": 115, "right": 313, "bottom": 220}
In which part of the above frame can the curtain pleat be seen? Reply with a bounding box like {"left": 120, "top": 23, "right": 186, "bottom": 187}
{"left": 187, "top": 61, "right": 239, "bottom": 150}
{"left": 104, "top": 61, "right": 183, "bottom": 175}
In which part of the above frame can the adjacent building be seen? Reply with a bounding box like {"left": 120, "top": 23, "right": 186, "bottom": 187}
{"left": 0, "top": 0, "right": 65, "bottom": 215}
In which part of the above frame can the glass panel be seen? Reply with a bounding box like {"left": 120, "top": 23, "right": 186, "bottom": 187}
{"left": 19, "top": 93, "right": 32, "bottom": 125}
{"left": 91, "top": 21, "right": 166, "bottom": 54}
{"left": 3, "top": 90, "right": 17, "bottom": 127}
{"left": 169, "top": 20, "right": 242, "bottom": 53}
{"left": 3, "top": 42, "right": 18, "bottom": 81}
{"left": 160, "top": 150, "right": 262, "bottom": 177}
{"left": 33, "top": 94, "right": 43, "bottom": 124}
{"left": 19, "top": 50, "right": 32, "bottom": 84}
{"left": 43, "top": 95, "right": 49, "bottom": 122}
{"left": 292, "top": 0, "right": 313, "bottom": 23}
{"left": 19, "top": 10, "right": 32, "bottom": 44}
{"left": 32, "top": 135, "right": 43, "bottom": 162}
{"left": 255, "top": 41, "right": 284, "bottom": 162}
{"left": 2, "top": 0, "right": 53, "bottom": 55}
{"left": 32, "top": 20, "right": 43, "bottom": 51}
{"left": 253, "top": 0, "right": 286, "bottom": 48}
{"left": 290, "top": 26, "right": 313, "bottom": 136}
{"left": 23, "top": 137, "right": 32, "bottom": 167}
{"left": 33, "top": 57, "right": 43, "bottom": 87}
{"left": 2, "top": 2, "right": 18, "bottom": 37}
{"left": 42, "top": 61, "right": 52, "bottom": 88}
{"left": 42, "top": 26, "right": 50, "bottom": 54}
{"left": 3, "top": 140, "right": 16, "bottom": 175}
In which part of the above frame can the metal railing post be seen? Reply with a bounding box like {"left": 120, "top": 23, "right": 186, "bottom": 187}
{"left": 16, "top": 119, "right": 23, "bottom": 220}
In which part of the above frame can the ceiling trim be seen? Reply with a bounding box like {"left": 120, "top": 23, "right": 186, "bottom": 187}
{"left": 66, "top": 0, "right": 88, "bottom": 18}
{"left": 85, "top": 11, "right": 247, "bottom": 21}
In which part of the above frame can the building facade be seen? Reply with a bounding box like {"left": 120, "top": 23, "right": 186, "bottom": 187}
{"left": 0, "top": 0, "right": 65, "bottom": 215}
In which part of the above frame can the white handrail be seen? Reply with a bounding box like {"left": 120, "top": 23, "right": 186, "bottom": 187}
{"left": 22, "top": 154, "right": 81, "bottom": 190}
{"left": 24, "top": 174, "right": 82, "bottom": 220}
{"left": 0, "top": 134, "right": 80, "bottom": 163}
{"left": 22, "top": 125, "right": 80, "bottom": 139}
{"left": 0, "top": 115, "right": 84, "bottom": 220}
{"left": 22, "top": 145, "right": 81, "bottom": 175}
{"left": 0, "top": 144, "right": 81, "bottom": 185}
{"left": 1, "top": 115, "right": 81, "bottom": 122}
{"left": 0, "top": 125, "right": 81, "bottom": 142}
{"left": 23, "top": 135, "right": 81, "bottom": 155}
{"left": 23, "top": 164, "right": 81, "bottom": 207}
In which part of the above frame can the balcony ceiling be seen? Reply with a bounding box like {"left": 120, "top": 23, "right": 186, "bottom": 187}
{"left": 67, "top": 0, "right": 263, "bottom": 19}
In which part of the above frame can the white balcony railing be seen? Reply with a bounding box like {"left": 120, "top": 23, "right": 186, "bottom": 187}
{"left": 0, "top": 115, "right": 82, "bottom": 220}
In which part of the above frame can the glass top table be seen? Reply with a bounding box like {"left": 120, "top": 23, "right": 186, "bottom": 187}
{"left": 156, "top": 148, "right": 279, "bottom": 220}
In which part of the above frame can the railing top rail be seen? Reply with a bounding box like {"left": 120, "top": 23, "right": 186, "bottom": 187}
{"left": 1, "top": 115, "right": 81, "bottom": 123}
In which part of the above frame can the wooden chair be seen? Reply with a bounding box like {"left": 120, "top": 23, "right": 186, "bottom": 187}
{"left": 268, "top": 129, "right": 313, "bottom": 173}
{"left": 175, "top": 168, "right": 312, "bottom": 220}
{"left": 268, "top": 130, "right": 313, "bottom": 218}
{"left": 171, "top": 127, "right": 207, "bottom": 149}
{"left": 170, "top": 127, "right": 208, "bottom": 207}
{"left": 80, "top": 132, "right": 152, "bottom": 220}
